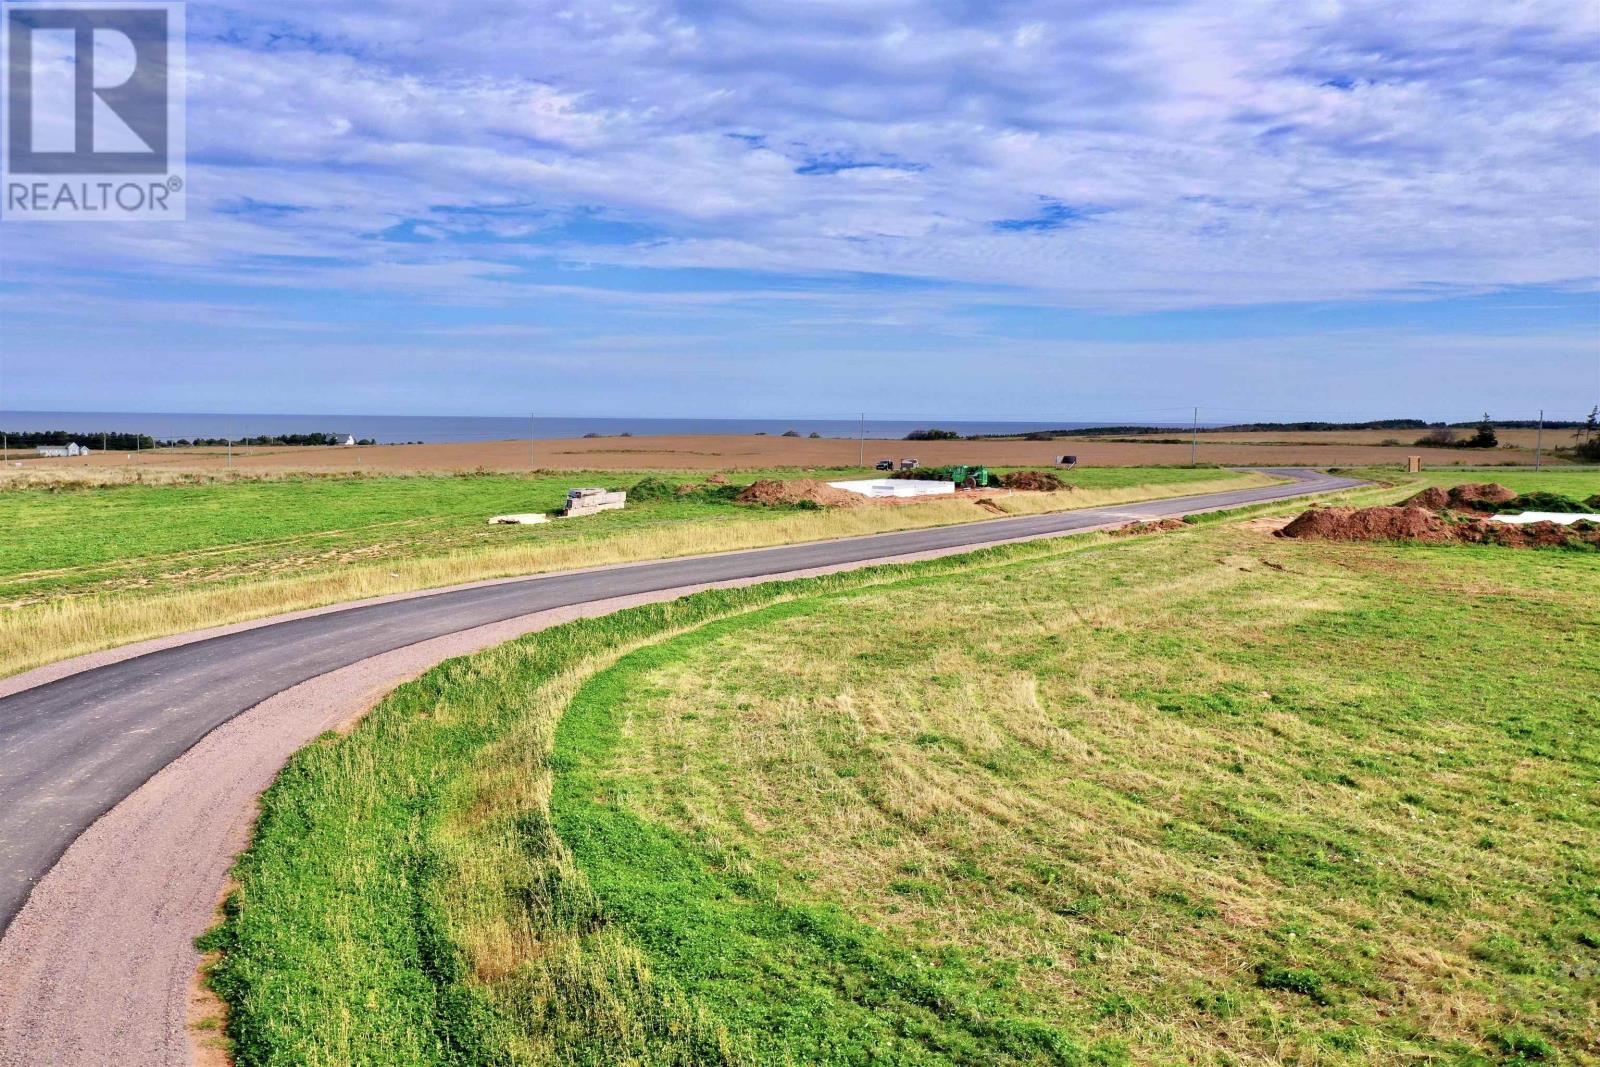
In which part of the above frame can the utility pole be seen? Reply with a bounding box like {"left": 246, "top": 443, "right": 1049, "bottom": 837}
{"left": 1190, "top": 407, "right": 1199, "bottom": 467}
{"left": 858, "top": 412, "right": 865, "bottom": 468}
{"left": 1534, "top": 409, "right": 1543, "bottom": 471}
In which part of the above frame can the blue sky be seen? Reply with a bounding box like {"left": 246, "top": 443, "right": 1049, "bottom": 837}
{"left": 1, "top": 0, "right": 1597, "bottom": 422}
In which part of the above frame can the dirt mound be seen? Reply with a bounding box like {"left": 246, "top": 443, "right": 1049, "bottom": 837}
{"left": 1445, "top": 483, "right": 1515, "bottom": 511}
{"left": 999, "top": 470, "right": 1069, "bottom": 492}
{"left": 734, "top": 479, "right": 866, "bottom": 508}
{"left": 1468, "top": 520, "right": 1600, "bottom": 550}
{"left": 1400, "top": 487, "right": 1450, "bottom": 510}
{"left": 1111, "top": 518, "right": 1189, "bottom": 536}
{"left": 1278, "top": 506, "right": 1599, "bottom": 550}
{"left": 1277, "top": 506, "right": 1457, "bottom": 543}
{"left": 1400, "top": 483, "right": 1516, "bottom": 514}
{"left": 707, "top": 473, "right": 729, "bottom": 485}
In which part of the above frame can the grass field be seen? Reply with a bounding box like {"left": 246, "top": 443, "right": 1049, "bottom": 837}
{"left": 0, "top": 465, "right": 1275, "bottom": 679}
{"left": 203, "top": 470, "right": 1598, "bottom": 1066}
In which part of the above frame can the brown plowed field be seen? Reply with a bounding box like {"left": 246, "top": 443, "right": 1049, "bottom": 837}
{"left": 1, "top": 432, "right": 1551, "bottom": 477}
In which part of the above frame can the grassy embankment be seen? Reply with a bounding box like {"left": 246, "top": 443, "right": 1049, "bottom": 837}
{"left": 204, "top": 470, "right": 1599, "bottom": 1065}
{"left": 0, "top": 465, "right": 1276, "bottom": 678}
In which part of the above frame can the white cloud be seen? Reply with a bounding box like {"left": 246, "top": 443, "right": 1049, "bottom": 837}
{"left": 2, "top": 0, "right": 1597, "bottom": 312}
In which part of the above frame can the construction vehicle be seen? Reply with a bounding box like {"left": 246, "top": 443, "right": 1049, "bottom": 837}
{"left": 899, "top": 458, "right": 919, "bottom": 470}
{"left": 946, "top": 464, "right": 994, "bottom": 489}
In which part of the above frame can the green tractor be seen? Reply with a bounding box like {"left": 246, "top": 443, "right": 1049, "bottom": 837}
{"left": 946, "top": 464, "right": 995, "bottom": 489}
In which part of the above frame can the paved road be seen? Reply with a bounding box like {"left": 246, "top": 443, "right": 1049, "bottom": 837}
{"left": 0, "top": 468, "right": 1359, "bottom": 930}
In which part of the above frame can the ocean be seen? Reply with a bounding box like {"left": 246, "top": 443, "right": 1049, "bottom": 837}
{"left": 0, "top": 411, "right": 1189, "bottom": 444}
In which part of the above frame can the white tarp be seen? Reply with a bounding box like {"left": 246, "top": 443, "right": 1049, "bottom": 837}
{"left": 1490, "top": 512, "right": 1600, "bottom": 525}
{"left": 827, "top": 478, "right": 956, "bottom": 499}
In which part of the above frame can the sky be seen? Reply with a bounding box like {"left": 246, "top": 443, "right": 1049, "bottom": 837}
{"left": 1, "top": 0, "right": 1598, "bottom": 423}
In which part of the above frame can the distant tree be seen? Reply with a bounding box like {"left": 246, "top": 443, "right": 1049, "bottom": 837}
{"left": 1414, "top": 426, "right": 1457, "bottom": 447}
{"left": 1577, "top": 406, "right": 1599, "bottom": 444}
{"left": 1464, "top": 413, "right": 1498, "bottom": 449}
{"left": 904, "top": 428, "right": 961, "bottom": 441}
{"left": 782, "top": 429, "right": 801, "bottom": 437}
{"left": 1575, "top": 405, "right": 1600, "bottom": 462}
{"left": 808, "top": 431, "right": 822, "bottom": 438}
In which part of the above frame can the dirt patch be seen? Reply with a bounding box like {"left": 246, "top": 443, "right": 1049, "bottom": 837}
{"left": 734, "top": 479, "right": 868, "bottom": 508}
{"left": 999, "top": 470, "right": 1070, "bottom": 492}
{"left": 1111, "top": 518, "right": 1190, "bottom": 536}
{"left": 1278, "top": 506, "right": 1599, "bottom": 550}
{"left": 1240, "top": 516, "right": 1294, "bottom": 534}
{"left": 972, "top": 498, "right": 1007, "bottom": 515}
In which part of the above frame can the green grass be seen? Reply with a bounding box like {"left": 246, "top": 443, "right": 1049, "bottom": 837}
{"left": 204, "top": 469, "right": 1599, "bottom": 1066}
{"left": 1339, "top": 467, "right": 1600, "bottom": 499}
{"left": 0, "top": 465, "right": 1248, "bottom": 604}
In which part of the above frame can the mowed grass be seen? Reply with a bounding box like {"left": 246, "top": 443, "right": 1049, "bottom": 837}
{"left": 1339, "top": 467, "right": 1600, "bottom": 500}
{"left": 0, "top": 465, "right": 1274, "bottom": 678}
{"left": 205, "top": 472, "right": 1599, "bottom": 1066}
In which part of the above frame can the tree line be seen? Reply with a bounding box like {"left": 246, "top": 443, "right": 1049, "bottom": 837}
{"left": 1, "top": 430, "right": 375, "bottom": 449}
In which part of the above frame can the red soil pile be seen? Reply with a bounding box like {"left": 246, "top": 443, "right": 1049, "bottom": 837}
{"left": 1277, "top": 506, "right": 1458, "bottom": 543}
{"left": 1000, "top": 470, "right": 1069, "bottom": 492}
{"left": 734, "top": 479, "right": 867, "bottom": 508}
{"left": 1278, "top": 506, "right": 1599, "bottom": 550}
{"left": 1399, "top": 487, "right": 1450, "bottom": 510}
{"left": 707, "top": 473, "right": 729, "bottom": 485}
{"left": 1111, "top": 518, "right": 1189, "bottom": 536}
{"left": 1401, "top": 482, "right": 1516, "bottom": 514}
{"left": 1467, "top": 520, "right": 1600, "bottom": 549}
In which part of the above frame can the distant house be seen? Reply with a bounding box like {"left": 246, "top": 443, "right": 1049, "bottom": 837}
{"left": 343, "top": 435, "right": 357, "bottom": 446}
{"left": 36, "top": 443, "right": 88, "bottom": 458}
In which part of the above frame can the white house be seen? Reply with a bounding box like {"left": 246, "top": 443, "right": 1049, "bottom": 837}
{"left": 36, "top": 443, "right": 88, "bottom": 458}
{"left": 343, "top": 435, "right": 357, "bottom": 446}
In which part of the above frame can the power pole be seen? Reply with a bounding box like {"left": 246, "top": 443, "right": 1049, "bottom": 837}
{"left": 1190, "top": 407, "right": 1199, "bottom": 467}
{"left": 1534, "top": 409, "right": 1543, "bottom": 471}
{"left": 858, "top": 412, "right": 865, "bottom": 468}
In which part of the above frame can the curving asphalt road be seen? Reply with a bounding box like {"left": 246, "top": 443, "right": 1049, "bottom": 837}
{"left": 0, "top": 467, "right": 1360, "bottom": 931}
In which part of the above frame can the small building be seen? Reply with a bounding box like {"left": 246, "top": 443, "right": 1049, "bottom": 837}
{"left": 36, "top": 443, "right": 87, "bottom": 458}
{"left": 343, "top": 435, "right": 357, "bottom": 447}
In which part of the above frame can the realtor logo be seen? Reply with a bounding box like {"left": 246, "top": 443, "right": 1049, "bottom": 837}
{"left": 2, "top": 2, "right": 185, "bottom": 220}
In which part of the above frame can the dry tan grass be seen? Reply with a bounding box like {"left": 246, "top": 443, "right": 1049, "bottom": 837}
{"left": 0, "top": 473, "right": 1279, "bottom": 679}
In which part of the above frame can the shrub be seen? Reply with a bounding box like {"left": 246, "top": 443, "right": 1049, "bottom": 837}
{"left": 1415, "top": 427, "right": 1457, "bottom": 447}
{"left": 904, "top": 428, "right": 961, "bottom": 441}
{"left": 627, "top": 476, "right": 679, "bottom": 502}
